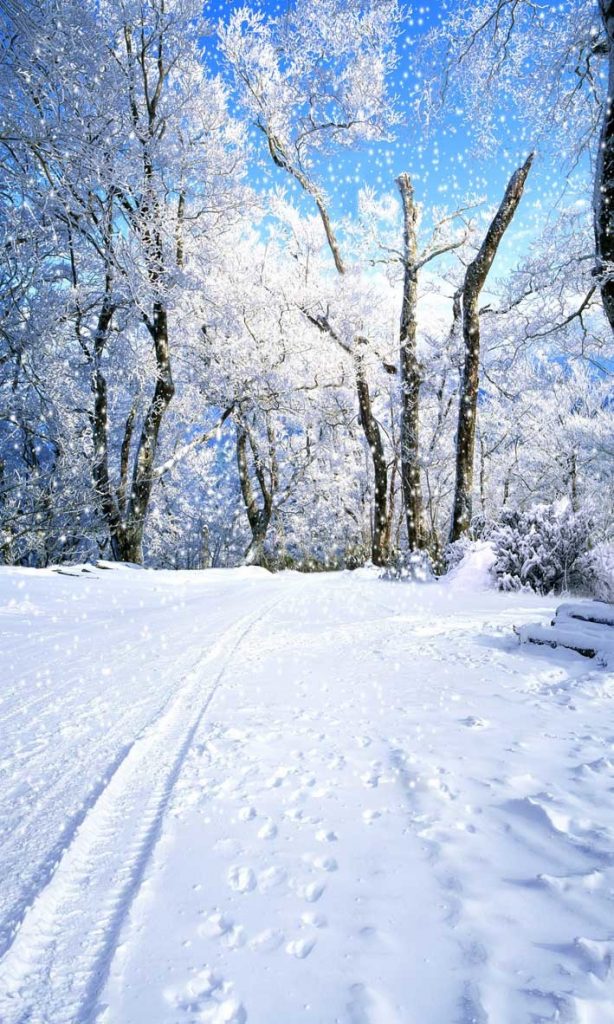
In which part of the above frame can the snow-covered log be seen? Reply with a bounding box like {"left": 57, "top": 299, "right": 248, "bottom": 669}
{"left": 555, "top": 601, "right": 614, "bottom": 628}
{"left": 517, "top": 600, "right": 614, "bottom": 666}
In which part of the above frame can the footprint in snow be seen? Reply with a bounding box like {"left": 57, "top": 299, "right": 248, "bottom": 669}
{"left": 166, "top": 965, "right": 223, "bottom": 1007}
{"left": 571, "top": 936, "right": 613, "bottom": 981}
{"left": 361, "top": 770, "right": 380, "bottom": 788}
{"left": 249, "top": 928, "right": 285, "bottom": 953}
{"left": 303, "top": 853, "right": 338, "bottom": 872}
{"left": 301, "top": 881, "right": 326, "bottom": 902}
{"left": 537, "top": 869, "right": 603, "bottom": 893}
{"left": 227, "top": 865, "right": 257, "bottom": 893}
{"left": 199, "top": 912, "right": 234, "bottom": 939}
{"left": 460, "top": 716, "right": 489, "bottom": 728}
{"left": 301, "top": 911, "right": 327, "bottom": 928}
{"left": 257, "top": 865, "right": 287, "bottom": 892}
{"left": 220, "top": 924, "right": 246, "bottom": 949}
{"left": 286, "top": 937, "right": 316, "bottom": 959}
{"left": 257, "top": 818, "right": 277, "bottom": 839}
{"left": 315, "top": 828, "right": 338, "bottom": 843}
{"left": 167, "top": 969, "right": 247, "bottom": 1023}
{"left": 238, "top": 806, "right": 257, "bottom": 822}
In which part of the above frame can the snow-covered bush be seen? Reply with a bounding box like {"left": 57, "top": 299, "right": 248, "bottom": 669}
{"left": 380, "top": 549, "right": 434, "bottom": 582}
{"left": 489, "top": 503, "right": 592, "bottom": 595}
{"left": 578, "top": 543, "right": 614, "bottom": 602}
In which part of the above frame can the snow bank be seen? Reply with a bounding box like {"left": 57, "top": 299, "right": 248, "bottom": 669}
{"left": 444, "top": 541, "right": 496, "bottom": 593}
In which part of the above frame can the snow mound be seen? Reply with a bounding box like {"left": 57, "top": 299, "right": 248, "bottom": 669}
{"left": 444, "top": 541, "right": 496, "bottom": 593}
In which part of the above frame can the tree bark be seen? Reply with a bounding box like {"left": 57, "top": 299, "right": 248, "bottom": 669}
{"left": 121, "top": 301, "right": 175, "bottom": 563}
{"left": 355, "top": 339, "right": 390, "bottom": 566}
{"left": 236, "top": 418, "right": 277, "bottom": 567}
{"left": 112, "top": 20, "right": 174, "bottom": 564}
{"left": 90, "top": 294, "right": 126, "bottom": 561}
{"left": 396, "top": 173, "right": 424, "bottom": 551}
{"left": 449, "top": 153, "right": 533, "bottom": 543}
{"left": 595, "top": 0, "right": 614, "bottom": 332}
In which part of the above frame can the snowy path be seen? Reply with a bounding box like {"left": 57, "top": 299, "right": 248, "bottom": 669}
{"left": 1, "top": 567, "right": 613, "bottom": 1023}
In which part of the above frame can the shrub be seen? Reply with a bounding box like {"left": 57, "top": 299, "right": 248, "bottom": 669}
{"left": 489, "top": 503, "right": 592, "bottom": 595}
{"left": 380, "top": 548, "right": 434, "bottom": 582}
{"left": 578, "top": 543, "right": 614, "bottom": 602}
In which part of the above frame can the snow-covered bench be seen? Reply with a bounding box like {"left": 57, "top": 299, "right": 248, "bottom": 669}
{"left": 516, "top": 601, "right": 614, "bottom": 667}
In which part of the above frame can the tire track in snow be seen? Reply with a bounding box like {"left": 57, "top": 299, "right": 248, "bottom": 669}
{"left": 0, "top": 598, "right": 281, "bottom": 1024}
{"left": 0, "top": 612, "right": 211, "bottom": 950}
{"left": 0, "top": 676, "right": 179, "bottom": 958}
{"left": 0, "top": 735, "right": 137, "bottom": 961}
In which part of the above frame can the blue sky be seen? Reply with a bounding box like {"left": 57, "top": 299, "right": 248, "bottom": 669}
{"left": 205, "top": 0, "right": 595, "bottom": 271}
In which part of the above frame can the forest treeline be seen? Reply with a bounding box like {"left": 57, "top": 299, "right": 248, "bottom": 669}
{"left": 1, "top": 0, "right": 612, "bottom": 579}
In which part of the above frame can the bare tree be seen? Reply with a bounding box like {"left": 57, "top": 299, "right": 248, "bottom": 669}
{"left": 396, "top": 174, "right": 470, "bottom": 551}
{"left": 265, "top": 144, "right": 392, "bottom": 564}
{"left": 449, "top": 153, "right": 533, "bottom": 542}
{"left": 428, "top": 0, "right": 613, "bottom": 332}
{"left": 396, "top": 174, "right": 423, "bottom": 552}
{"left": 221, "top": 1, "right": 399, "bottom": 565}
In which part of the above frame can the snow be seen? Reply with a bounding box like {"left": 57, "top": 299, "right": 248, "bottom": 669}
{"left": 1, "top": 566, "right": 613, "bottom": 1023}
{"left": 444, "top": 540, "right": 497, "bottom": 593}
{"left": 557, "top": 601, "right": 614, "bottom": 629}
{"left": 518, "top": 620, "right": 614, "bottom": 667}
{"left": 518, "top": 600, "right": 614, "bottom": 667}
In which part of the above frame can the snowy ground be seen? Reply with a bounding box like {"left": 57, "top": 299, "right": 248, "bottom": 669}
{"left": 0, "top": 564, "right": 613, "bottom": 1024}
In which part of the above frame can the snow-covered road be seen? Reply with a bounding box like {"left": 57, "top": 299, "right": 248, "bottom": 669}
{"left": 1, "top": 565, "right": 613, "bottom": 1023}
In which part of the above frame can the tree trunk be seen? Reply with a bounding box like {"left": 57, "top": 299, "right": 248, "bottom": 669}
{"left": 236, "top": 422, "right": 275, "bottom": 568}
{"left": 355, "top": 340, "right": 390, "bottom": 566}
{"left": 396, "top": 173, "right": 424, "bottom": 551}
{"left": 595, "top": 0, "right": 614, "bottom": 332}
{"left": 90, "top": 295, "right": 127, "bottom": 561}
{"left": 121, "top": 302, "right": 175, "bottom": 563}
{"left": 568, "top": 449, "right": 579, "bottom": 511}
{"left": 449, "top": 153, "right": 533, "bottom": 543}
